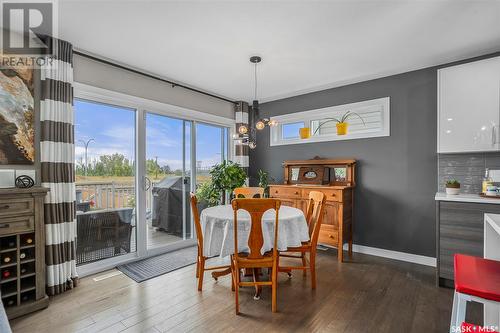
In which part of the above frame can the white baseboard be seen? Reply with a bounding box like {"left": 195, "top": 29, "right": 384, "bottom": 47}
{"left": 339, "top": 243, "right": 437, "bottom": 267}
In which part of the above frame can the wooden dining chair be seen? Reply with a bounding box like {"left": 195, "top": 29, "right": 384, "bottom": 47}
{"left": 231, "top": 198, "right": 281, "bottom": 314}
{"left": 190, "top": 193, "right": 230, "bottom": 291}
{"left": 233, "top": 187, "right": 265, "bottom": 198}
{"left": 278, "top": 191, "right": 326, "bottom": 289}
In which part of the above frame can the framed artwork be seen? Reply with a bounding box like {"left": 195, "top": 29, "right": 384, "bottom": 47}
{"left": 0, "top": 61, "right": 35, "bottom": 164}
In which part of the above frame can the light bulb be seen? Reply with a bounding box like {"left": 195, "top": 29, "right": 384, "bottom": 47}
{"left": 249, "top": 141, "right": 257, "bottom": 149}
{"left": 238, "top": 125, "right": 248, "bottom": 134}
{"left": 268, "top": 119, "right": 278, "bottom": 127}
{"left": 255, "top": 120, "right": 265, "bottom": 130}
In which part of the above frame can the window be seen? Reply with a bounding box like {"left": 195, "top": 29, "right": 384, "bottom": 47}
{"left": 282, "top": 122, "right": 305, "bottom": 140}
{"left": 270, "top": 97, "right": 390, "bottom": 146}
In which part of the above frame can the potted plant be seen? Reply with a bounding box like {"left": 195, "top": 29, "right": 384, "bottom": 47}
{"left": 257, "top": 169, "right": 274, "bottom": 198}
{"left": 299, "top": 110, "right": 366, "bottom": 138}
{"left": 209, "top": 160, "right": 247, "bottom": 204}
{"left": 195, "top": 180, "right": 220, "bottom": 208}
{"left": 445, "top": 179, "right": 461, "bottom": 195}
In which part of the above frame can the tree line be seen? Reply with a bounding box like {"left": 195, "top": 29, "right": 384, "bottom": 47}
{"left": 75, "top": 153, "right": 183, "bottom": 177}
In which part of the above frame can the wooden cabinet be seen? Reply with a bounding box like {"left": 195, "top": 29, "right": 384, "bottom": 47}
{"left": 269, "top": 158, "right": 356, "bottom": 262}
{"left": 0, "top": 187, "right": 49, "bottom": 319}
{"left": 438, "top": 56, "right": 500, "bottom": 153}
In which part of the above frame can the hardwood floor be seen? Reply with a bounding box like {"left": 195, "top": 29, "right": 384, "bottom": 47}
{"left": 9, "top": 249, "right": 479, "bottom": 333}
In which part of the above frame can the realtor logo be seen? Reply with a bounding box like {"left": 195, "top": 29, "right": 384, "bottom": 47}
{"left": 1, "top": 1, "right": 53, "bottom": 54}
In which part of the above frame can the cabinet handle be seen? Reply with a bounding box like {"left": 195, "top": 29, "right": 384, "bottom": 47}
{"left": 493, "top": 126, "right": 497, "bottom": 145}
{"left": 0, "top": 205, "right": 9, "bottom": 210}
{"left": 295, "top": 191, "right": 299, "bottom": 195}
{"left": 0, "top": 224, "right": 10, "bottom": 228}
{"left": 329, "top": 234, "right": 334, "bottom": 239}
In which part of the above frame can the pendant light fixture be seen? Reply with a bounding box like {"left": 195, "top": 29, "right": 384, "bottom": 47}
{"left": 234, "top": 55, "right": 277, "bottom": 149}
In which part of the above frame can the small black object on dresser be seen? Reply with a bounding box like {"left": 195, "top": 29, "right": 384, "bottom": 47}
{"left": 0, "top": 187, "right": 49, "bottom": 319}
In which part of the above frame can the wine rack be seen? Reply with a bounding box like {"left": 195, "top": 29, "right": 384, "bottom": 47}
{"left": 0, "top": 232, "right": 37, "bottom": 309}
{"left": 0, "top": 187, "right": 49, "bottom": 319}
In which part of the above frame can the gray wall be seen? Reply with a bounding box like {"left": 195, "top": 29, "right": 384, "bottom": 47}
{"left": 250, "top": 68, "right": 438, "bottom": 257}
{"left": 73, "top": 54, "right": 235, "bottom": 119}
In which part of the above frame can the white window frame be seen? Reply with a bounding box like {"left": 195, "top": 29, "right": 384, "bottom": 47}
{"left": 270, "top": 97, "right": 390, "bottom": 146}
{"left": 73, "top": 82, "right": 235, "bottom": 276}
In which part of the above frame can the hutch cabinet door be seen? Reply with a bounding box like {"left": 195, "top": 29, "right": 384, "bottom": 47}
{"left": 322, "top": 201, "right": 340, "bottom": 227}
{"left": 438, "top": 56, "right": 500, "bottom": 153}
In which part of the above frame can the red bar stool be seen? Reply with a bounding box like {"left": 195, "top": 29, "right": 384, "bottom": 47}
{"left": 450, "top": 254, "right": 500, "bottom": 333}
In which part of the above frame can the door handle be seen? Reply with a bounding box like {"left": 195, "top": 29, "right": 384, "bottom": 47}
{"left": 144, "top": 177, "right": 151, "bottom": 191}
{"left": 493, "top": 126, "right": 497, "bottom": 146}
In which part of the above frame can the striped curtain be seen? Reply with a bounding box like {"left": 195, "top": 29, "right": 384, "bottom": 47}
{"left": 234, "top": 101, "right": 249, "bottom": 174}
{"left": 40, "top": 37, "right": 78, "bottom": 296}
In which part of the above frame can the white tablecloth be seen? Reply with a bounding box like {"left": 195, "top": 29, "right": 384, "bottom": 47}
{"left": 200, "top": 204, "right": 309, "bottom": 258}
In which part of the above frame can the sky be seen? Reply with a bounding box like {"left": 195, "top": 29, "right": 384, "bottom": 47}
{"left": 74, "top": 99, "right": 226, "bottom": 171}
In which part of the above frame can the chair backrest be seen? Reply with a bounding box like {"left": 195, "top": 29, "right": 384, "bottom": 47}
{"left": 232, "top": 198, "right": 281, "bottom": 260}
{"left": 189, "top": 193, "right": 204, "bottom": 252}
{"left": 233, "top": 187, "right": 265, "bottom": 198}
{"left": 305, "top": 191, "right": 326, "bottom": 246}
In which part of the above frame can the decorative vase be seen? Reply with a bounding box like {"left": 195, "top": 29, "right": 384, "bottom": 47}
{"left": 336, "top": 122, "right": 348, "bottom": 135}
{"left": 445, "top": 186, "right": 460, "bottom": 195}
{"left": 299, "top": 127, "right": 311, "bottom": 139}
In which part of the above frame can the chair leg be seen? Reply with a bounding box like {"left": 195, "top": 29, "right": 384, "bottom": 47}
{"left": 454, "top": 292, "right": 467, "bottom": 331}
{"left": 235, "top": 264, "right": 240, "bottom": 315}
{"left": 197, "top": 257, "right": 205, "bottom": 291}
{"left": 450, "top": 291, "right": 459, "bottom": 333}
{"left": 272, "top": 262, "right": 278, "bottom": 313}
{"left": 230, "top": 259, "right": 235, "bottom": 292}
{"left": 310, "top": 252, "right": 317, "bottom": 290}
{"left": 196, "top": 256, "right": 200, "bottom": 278}
{"left": 301, "top": 253, "right": 307, "bottom": 277}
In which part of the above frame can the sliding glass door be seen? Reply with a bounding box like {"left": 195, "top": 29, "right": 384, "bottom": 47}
{"left": 74, "top": 99, "right": 137, "bottom": 266}
{"left": 145, "top": 113, "right": 192, "bottom": 250}
{"left": 73, "top": 89, "right": 232, "bottom": 271}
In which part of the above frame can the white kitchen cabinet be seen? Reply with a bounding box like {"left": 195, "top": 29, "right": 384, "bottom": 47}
{"left": 438, "top": 56, "right": 500, "bottom": 153}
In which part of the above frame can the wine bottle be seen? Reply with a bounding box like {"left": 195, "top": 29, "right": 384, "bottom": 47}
{"left": 6, "top": 299, "right": 14, "bottom": 306}
{"left": 19, "top": 252, "right": 26, "bottom": 259}
{"left": 2, "top": 270, "right": 11, "bottom": 278}
{"left": 25, "top": 238, "right": 33, "bottom": 244}
{"left": 21, "top": 295, "right": 29, "bottom": 302}
{"left": 3, "top": 256, "right": 11, "bottom": 263}
{"left": 7, "top": 241, "right": 15, "bottom": 248}
{"left": 20, "top": 267, "right": 27, "bottom": 274}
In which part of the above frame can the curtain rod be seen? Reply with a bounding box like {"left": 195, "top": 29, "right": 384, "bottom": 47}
{"left": 73, "top": 50, "right": 238, "bottom": 105}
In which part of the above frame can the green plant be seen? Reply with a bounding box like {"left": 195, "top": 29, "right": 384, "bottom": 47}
{"left": 257, "top": 169, "right": 274, "bottom": 198}
{"left": 209, "top": 160, "right": 247, "bottom": 203}
{"left": 195, "top": 180, "right": 220, "bottom": 207}
{"left": 446, "top": 179, "right": 460, "bottom": 187}
{"left": 313, "top": 111, "right": 366, "bottom": 135}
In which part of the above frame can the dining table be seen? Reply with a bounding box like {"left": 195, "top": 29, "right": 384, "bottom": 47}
{"left": 200, "top": 204, "right": 310, "bottom": 292}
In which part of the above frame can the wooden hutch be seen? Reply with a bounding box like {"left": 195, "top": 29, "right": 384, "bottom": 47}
{"left": 0, "top": 187, "right": 49, "bottom": 319}
{"left": 269, "top": 158, "right": 356, "bottom": 262}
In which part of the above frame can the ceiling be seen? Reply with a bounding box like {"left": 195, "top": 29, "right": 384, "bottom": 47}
{"left": 59, "top": 0, "right": 500, "bottom": 103}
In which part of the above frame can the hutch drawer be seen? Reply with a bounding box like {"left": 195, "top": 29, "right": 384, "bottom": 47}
{"left": 0, "top": 216, "right": 34, "bottom": 236}
{"left": 0, "top": 198, "right": 34, "bottom": 218}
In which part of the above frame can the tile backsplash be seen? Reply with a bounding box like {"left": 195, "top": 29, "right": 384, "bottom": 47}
{"left": 438, "top": 152, "right": 500, "bottom": 194}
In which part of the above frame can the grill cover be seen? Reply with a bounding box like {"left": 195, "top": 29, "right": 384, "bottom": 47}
{"left": 151, "top": 176, "right": 191, "bottom": 237}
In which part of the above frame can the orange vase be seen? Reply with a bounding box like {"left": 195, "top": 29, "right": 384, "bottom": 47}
{"left": 299, "top": 127, "right": 311, "bottom": 139}
{"left": 336, "top": 122, "right": 348, "bottom": 135}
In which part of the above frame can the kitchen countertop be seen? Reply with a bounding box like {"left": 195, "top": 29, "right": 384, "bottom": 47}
{"left": 435, "top": 192, "right": 500, "bottom": 204}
